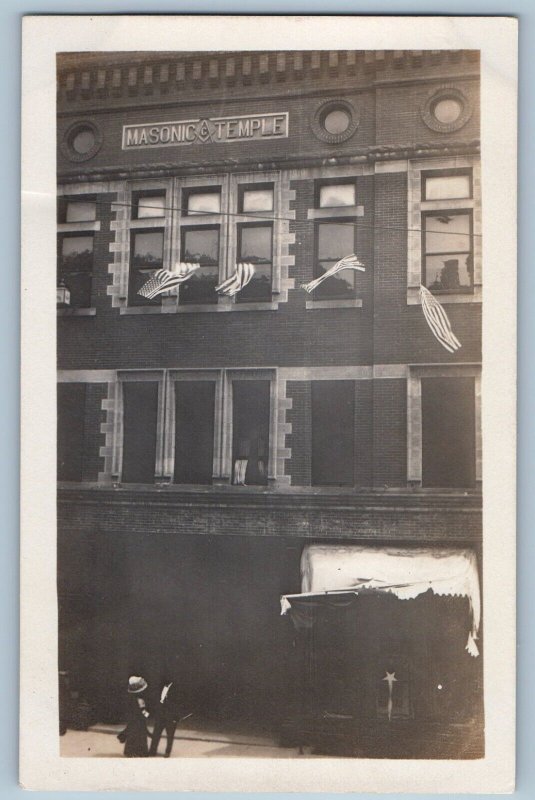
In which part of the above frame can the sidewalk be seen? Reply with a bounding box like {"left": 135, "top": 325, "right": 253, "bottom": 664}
{"left": 60, "top": 723, "right": 311, "bottom": 758}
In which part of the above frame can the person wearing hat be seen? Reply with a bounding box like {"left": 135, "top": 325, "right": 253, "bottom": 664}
{"left": 117, "top": 676, "right": 150, "bottom": 757}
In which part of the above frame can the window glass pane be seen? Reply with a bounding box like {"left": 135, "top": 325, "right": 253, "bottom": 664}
{"left": 323, "top": 108, "right": 350, "bottom": 134}
{"left": 425, "top": 254, "right": 472, "bottom": 291}
{"left": 241, "top": 189, "right": 273, "bottom": 213}
{"left": 182, "top": 228, "right": 219, "bottom": 264}
{"left": 319, "top": 184, "right": 356, "bottom": 208}
{"left": 232, "top": 380, "right": 270, "bottom": 486}
{"left": 424, "top": 175, "right": 470, "bottom": 200}
{"left": 122, "top": 382, "right": 158, "bottom": 484}
{"left": 132, "top": 231, "right": 164, "bottom": 267}
{"left": 174, "top": 382, "right": 215, "bottom": 484}
{"left": 187, "top": 191, "right": 221, "bottom": 215}
{"left": 424, "top": 213, "right": 470, "bottom": 253}
{"left": 136, "top": 195, "right": 165, "bottom": 218}
{"left": 421, "top": 377, "right": 476, "bottom": 488}
{"left": 236, "top": 264, "right": 272, "bottom": 303}
{"left": 72, "top": 128, "right": 95, "bottom": 155}
{"left": 180, "top": 228, "right": 219, "bottom": 304}
{"left": 318, "top": 223, "right": 354, "bottom": 259}
{"left": 60, "top": 235, "right": 94, "bottom": 270}
{"left": 65, "top": 201, "right": 97, "bottom": 222}
{"left": 239, "top": 226, "right": 272, "bottom": 263}
{"left": 432, "top": 98, "right": 462, "bottom": 124}
{"left": 57, "top": 383, "right": 86, "bottom": 481}
{"left": 312, "top": 381, "right": 355, "bottom": 486}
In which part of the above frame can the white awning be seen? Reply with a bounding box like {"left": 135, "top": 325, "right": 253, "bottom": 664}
{"left": 281, "top": 544, "right": 481, "bottom": 657}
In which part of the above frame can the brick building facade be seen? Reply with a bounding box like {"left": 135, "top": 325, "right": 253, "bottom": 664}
{"left": 57, "top": 50, "right": 483, "bottom": 758}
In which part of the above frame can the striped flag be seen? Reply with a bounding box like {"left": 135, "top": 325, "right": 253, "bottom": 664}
{"left": 138, "top": 263, "right": 199, "bottom": 300}
{"left": 301, "top": 253, "right": 365, "bottom": 293}
{"left": 215, "top": 262, "right": 255, "bottom": 296}
{"left": 419, "top": 285, "right": 462, "bottom": 353}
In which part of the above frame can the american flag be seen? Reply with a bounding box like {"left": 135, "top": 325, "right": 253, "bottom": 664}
{"left": 301, "top": 253, "right": 365, "bottom": 293}
{"left": 138, "top": 263, "right": 199, "bottom": 300}
{"left": 419, "top": 285, "right": 462, "bottom": 353}
{"left": 215, "top": 263, "right": 255, "bottom": 296}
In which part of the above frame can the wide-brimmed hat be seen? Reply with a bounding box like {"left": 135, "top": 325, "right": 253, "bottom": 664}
{"left": 128, "top": 676, "right": 148, "bottom": 694}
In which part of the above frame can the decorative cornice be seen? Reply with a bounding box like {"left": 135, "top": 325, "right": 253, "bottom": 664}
{"left": 58, "top": 140, "right": 481, "bottom": 184}
{"left": 57, "top": 50, "right": 480, "bottom": 111}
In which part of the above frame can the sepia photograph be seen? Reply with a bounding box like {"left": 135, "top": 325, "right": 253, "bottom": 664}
{"left": 20, "top": 15, "right": 517, "bottom": 793}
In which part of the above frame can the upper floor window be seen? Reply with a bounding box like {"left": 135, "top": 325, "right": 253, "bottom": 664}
{"left": 58, "top": 233, "right": 94, "bottom": 308}
{"left": 236, "top": 223, "right": 273, "bottom": 303}
{"left": 183, "top": 187, "right": 222, "bottom": 216}
{"left": 238, "top": 183, "right": 274, "bottom": 213}
{"left": 316, "top": 180, "right": 357, "bottom": 209}
{"left": 116, "top": 370, "right": 275, "bottom": 487}
{"left": 179, "top": 226, "right": 219, "bottom": 305}
{"left": 57, "top": 196, "right": 100, "bottom": 310}
{"left": 311, "top": 380, "right": 355, "bottom": 486}
{"left": 128, "top": 229, "right": 165, "bottom": 307}
{"left": 314, "top": 221, "right": 357, "bottom": 300}
{"left": 133, "top": 192, "right": 166, "bottom": 219}
{"left": 422, "top": 210, "right": 473, "bottom": 293}
{"left": 407, "top": 160, "right": 481, "bottom": 305}
{"left": 118, "top": 175, "right": 288, "bottom": 312}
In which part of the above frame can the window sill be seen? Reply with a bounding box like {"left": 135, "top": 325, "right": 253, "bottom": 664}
{"left": 119, "top": 300, "right": 280, "bottom": 314}
{"left": 407, "top": 286, "right": 481, "bottom": 305}
{"left": 307, "top": 205, "right": 364, "bottom": 220}
{"left": 57, "top": 307, "right": 96, "bottom": 317}
{"left": 306, "top": 298, "right": 363, "bottom": 310}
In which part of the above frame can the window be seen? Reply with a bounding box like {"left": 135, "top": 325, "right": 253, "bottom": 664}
{"left": 236, "top": 223, "right": 273, "bottom": 303}
{"left": 58, "top": 198, "right": 97, "bottom": 223}
{"left": 57, "top": 383, "right": 87, "bottom": 481}
{"left": 421, "top": 377, "right": 476, "bottom": 488}
{"left": 232, "top": 380, "right": 270, "bottom": 486}
{"left": 174, "top": 381, "right": 216, "bottom": 484}
{"left": 113, "top": 370, "right": 277, "bottom": 486}
{"left": 423, "top": 211, "right": 473, "bottom": 292}
{"left": 311, "top": 381, "right": 355, "bottom": 486}
{"left": 238, "top": 183, "right": 274, "bottom": 213}
{"left": 58, "top": 233, "right": 94, "bottom": 308}
{"left": 128, "top": 230, "right": 165, "bottom": 306}
{"left": 133, "top": 192, "right": 166, "bottom": 219}
{"left": 317, "top": 181, "right": 356, "bottom": 208}
{"left": 180, "top": 226, "right": 219, "bottom": 304}
{"left": 183, "top": 187, "right": 221, "bottom": 216}
{"left": 121, "top": 381, "right": 159, "bottom": 483}
{"left": 314, "top": 222, "right": 357, "bottom": 300}
{"left": 422, "top": 170, "right": 472, "bottom": 201}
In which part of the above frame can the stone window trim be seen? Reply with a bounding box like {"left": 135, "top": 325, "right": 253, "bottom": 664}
{"left": 407, "top": 364, "right": 482, "bottom": 487}
{"left": 108, "top": 171, "right": 295, "bottom": 315}
{"left": 407, "top": 156, "right": 482, "bottom": 305}
{"left": 99, "top": 367, "right": 291, "bottom": 487}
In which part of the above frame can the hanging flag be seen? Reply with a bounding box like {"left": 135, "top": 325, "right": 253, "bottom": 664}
{"left": 215, "top": 262, "right": 255, "bottom": 296}
{"left": 419, "top": 285, "right": 462, "bottom": 353}
{"left": 301, "top": 253, "right": 365, "bottom": 294}
{"left": 138, "top": 263, "right": 199, "bottom": 300}
{"left": 382, "top": 671, "right": 397, "bottom": 722}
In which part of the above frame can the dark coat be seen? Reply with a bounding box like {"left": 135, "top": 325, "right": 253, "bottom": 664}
{"left": 118, "top": 694, "right": 149, "bottom": 757}
{"left": 152, "top": 682, "right": 181, "bottom": 723}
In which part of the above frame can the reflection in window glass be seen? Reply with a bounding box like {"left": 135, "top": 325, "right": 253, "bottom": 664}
{"left": 136, "top": 195, "right": 165, "bottom": 218}
{"left": 319, "top": 183, "right": 356, "bottom": 208}
{"left": 424, "top": 174, "right": 471, "bottom": 201}
{"left": 180, "top": 227, "right": 219, "bottom": 304}
{"left": 186, "top": 191, "right": 221, "bottom": 215}
{"left": 58, "top": 234, "right": 94, "bottom": 308}
{"left": 424, "top": 213, "right": 472, "bottom": 292}
{"left": 129, "top": 230, "right": 164, "bottom": 306}
{"left": 314, "top": 222, "right": 356, "bottom": 300}
{"left": 65, "top": 201, "right": 97, "bottom": 222}
{"left": 236, "top": 224, "right": 272, "bottom": 303}
{"left": 241, "top": 188, "right": 273, "bottom": 213}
